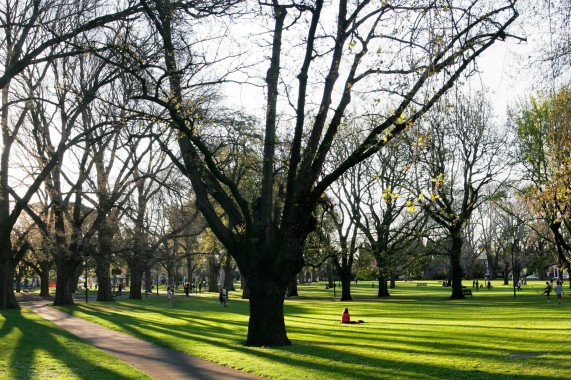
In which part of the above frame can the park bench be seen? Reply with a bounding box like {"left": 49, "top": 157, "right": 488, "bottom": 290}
{"left": 416, "top": 283, "right": 427, "bottom": 287}
{"left": 462, "top": 289, "right": 473, "bottom": 296}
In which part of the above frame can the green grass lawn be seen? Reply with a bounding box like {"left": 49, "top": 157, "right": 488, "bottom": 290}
{"left": 38, "top": 280, "right": 571, "bottom": 379}
{"left": 0, "top": 308, "right": 152, "bottom": 380}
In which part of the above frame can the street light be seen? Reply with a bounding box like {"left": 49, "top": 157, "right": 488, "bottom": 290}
{"left": 84, "top": 259, "right": 88, "bottom": 303}
{"left": 510, "top": 237, "right": 516, "bottom": 299}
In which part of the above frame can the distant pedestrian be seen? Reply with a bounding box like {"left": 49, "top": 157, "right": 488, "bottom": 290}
{"left": 555, "top": 281, "right": 564, "bottom": 304}
{"left": 517, "top": 280, "right": 522, "bottom": 291}
{"left": 168, "top": 287, "right": 173, "bottom": 308}
{"left": 219, "top": 287, "right": 228, "bottom": 307}
{"left": 475, "top": 280, "right": 479, "bottom": 292}
{"left": 199, "top": 282, "right": 202, "bottom": 292}
{"left": 184, "top": 282, "right": 189, "bottom": 297}
{"left": 487, "top": 281, "right": 492, "bottom": 290}
{"left": 542, "top": 281, "right": 552, "bottom": 302}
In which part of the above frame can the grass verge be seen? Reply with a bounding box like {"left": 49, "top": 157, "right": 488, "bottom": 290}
{"left": 0, "top": 307, "right": 152, "bottom": 379}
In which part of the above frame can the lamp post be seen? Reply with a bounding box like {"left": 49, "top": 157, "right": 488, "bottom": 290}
{"left": 84, "top": 259, "right": 88, "bottom": 303}
{"left": 510, "top": 237, "right": 516, "bottom": 299}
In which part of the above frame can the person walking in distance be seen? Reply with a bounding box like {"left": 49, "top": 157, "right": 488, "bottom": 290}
{"left": 555, "top": 280, "right": 564, "bottom": 304}
{"left": 542, "top": 281, "right": 553, "bottom": 302}
{"left": 168, "top": 286, "right": 173, "bottom": 308}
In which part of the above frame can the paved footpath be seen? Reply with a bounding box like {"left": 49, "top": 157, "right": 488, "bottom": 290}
{"left": 20, "top": 298, "right": 265, "bottom": 380}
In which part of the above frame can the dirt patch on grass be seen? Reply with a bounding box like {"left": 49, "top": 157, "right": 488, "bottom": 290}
{"left": 507, "top": 353, "right": 547, "bottom": 359}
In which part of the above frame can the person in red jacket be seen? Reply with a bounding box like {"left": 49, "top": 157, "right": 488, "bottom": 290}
{"left": 341, "top": 308, "right": 364, "bottom": 324}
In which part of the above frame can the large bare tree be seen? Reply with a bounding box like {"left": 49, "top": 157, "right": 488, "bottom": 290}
{"left": 122, "top": 0, "right": 520, "bottom": 345}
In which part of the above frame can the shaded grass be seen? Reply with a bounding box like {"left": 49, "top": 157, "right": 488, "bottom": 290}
{"left": 0, "top": 308, "right": 152, "bottom": 380}
{"left": 49, "top": 280, "right": 571, "bottom": 379}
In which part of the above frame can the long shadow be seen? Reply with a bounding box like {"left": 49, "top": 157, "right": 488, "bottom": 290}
{"left": 50, "top": 291, "right": 571, "bottom": 379}
{"left": 53, "top": 298, "right": 569, "bottom": 379}
{"left": 1, "top": 308, "right": 148, "bottom": 380}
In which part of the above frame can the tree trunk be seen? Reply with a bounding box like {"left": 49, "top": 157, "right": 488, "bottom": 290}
{"left": 208, "top": 255, "right": 219, "bottom": 292}
{"left": 286, "top": 276, "right": 298, "bottom": 297}
{"left": 503, "top": 261, "right": 510, "bottom": 285}
{"left": 15, "top": 270, "right": 22, "bottom": 293}
{"left": 0, "top": 259, "right": 18, "bottom": 309}
{"left": 224, "top": 254, "right": 235, "bottom": 291}
{"left": 389, "top": 273, "right": 396, "bottom": 289}
{"left": 377, "top": 272, "right": 390, "bottom": 297}
{"left": 339, "top": 267, "right": 352, "bottom": 301}
{"left": 144, "top": 267, "right": 152, "bottom": 293}
{"left": 246, "top": 282, "right": 289, "bottom": 346}
{"left": 53, "top": 256, "right": 81, "bottom": 306}
{"left": 39, "top": 260, "right": 51, "bottom": 297}
{"left": 95, "top": 257, "right": 114, "bottom": 302}
{"left": 328, "top": 266, "right": 334, "bottom": 288}
{"left": 128, "top": 259, "right": 144, "bottom": 299}
{"left": 450, "top": 234, "right": 465, "bottom": 299}
{"left": 186, "top": 257, "right": 193, "bottom": 283}
{"left": 241, "top": 274, "right": 250, "bottom": 299}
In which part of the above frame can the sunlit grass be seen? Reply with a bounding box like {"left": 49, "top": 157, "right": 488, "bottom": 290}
{"left": 0, "top": 308, "right": 152, "bottom": 380}
{"left": 52, "top": 280, "right": 570, "bottom": 379}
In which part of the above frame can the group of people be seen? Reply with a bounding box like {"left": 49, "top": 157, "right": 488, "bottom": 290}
{"left": 543, "top": 280, "right": 564, "bottom": 304}
{"left": 183, "top": 282, "right": 203, "bottom": 296}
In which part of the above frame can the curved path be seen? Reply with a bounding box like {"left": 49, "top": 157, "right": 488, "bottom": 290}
{"left": 19, "top": 297, "right": 265, "bottom": 380}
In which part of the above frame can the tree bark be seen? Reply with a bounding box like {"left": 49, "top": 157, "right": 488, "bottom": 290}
{"left": 208, "top": 255, "right": 219, "bottom": 292}
{"left": 377, "top": 272, "right": 390, "bottom": 297}
{"left": 241, "top": 274, "right": 250, "bottom": 299}
{"left": 246, "top": 282, "right": 290, "bottom": 346}
{"left": 53, "top": 255, "right": 81, "bottom": 306}
{"left": 95, "top": 257, "right": 114, "bottom": 302}
{"left": 339, "top": 266, "right": 353, "bottom": 301}
{"left": 286, "top": 276, "right": 298, "bottom": 297}
{"left": 0, "top": 259, "right": 18, "bottom": 309}
{"left": 450, "top": 233, "right": 465, "bottom": 299}
{"left": 224, "top": 254, "right": 235, "bottom": 291}
{"left": 39, "top": 260, "right": 51, "bottom": 297}
{"left": 128, "top": 259, "right": 144, "bottom": 299}
{"left": 144, "top": 267, "right": 152, "bottom": 293}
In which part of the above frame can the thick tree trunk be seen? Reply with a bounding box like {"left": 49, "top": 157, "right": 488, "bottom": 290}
{"left": 450, "top": 234, "right": 465, "bottom": 299}
{"left": 15, "top": 270, "right": 22, "bottom": 293}
{"left": 144, "top": 267, "right": 152, "bottom": 293}
{"left": 224, "top": 254, "right": 235, "bottom": 291}
{"left": 339, "top": 267, "right": 352, "bottom": 301}
{"left": 208, "top": 256, "right": 219, "bottom": 292}
{"left": 503, "top": 261, "right": 510, "bottom": 285}
{"left": 95, "top": 257, "right": 114, "bottom": 302}
{"left": 241, "top": 274, "right": 250, "bottom": 299}
{"left": 53, "top": 256, "right": 81, "bottom": 306}
{"left": 128, "top": 259, "right": 144, "bottom": 299}
{"left": 286, "top": 276, "right": 298, "bottom": 297}
{"left": 377, "top": 272, "right": 390, "bottom": 297}
{"left": 39, "top": 260, "right": 51, "bottom": 297}
{"left": 246, "top": 283, "right": 290, "bottom": 346}
{"left": 0, "top": 260, "right": 18, "bottom": 309}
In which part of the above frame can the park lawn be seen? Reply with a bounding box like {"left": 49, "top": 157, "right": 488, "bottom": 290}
{"left": 0, "top": 308, "right": 152, "bottom": 380}
{"left": 50, "top": 280, "right": 570, "bottom": 380}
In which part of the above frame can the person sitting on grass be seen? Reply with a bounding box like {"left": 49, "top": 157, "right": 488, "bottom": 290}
{"left": 341, "top": 308, "right": 364, "bottom": 324}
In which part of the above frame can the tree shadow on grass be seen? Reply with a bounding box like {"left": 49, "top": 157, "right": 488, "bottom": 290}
{"left": 51, "top": 301, "right": 565, "bottom": 380}
{"left": 0, "top": 308, "right": 148, "bottom": 380}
